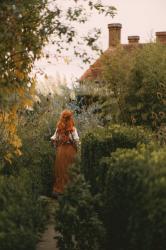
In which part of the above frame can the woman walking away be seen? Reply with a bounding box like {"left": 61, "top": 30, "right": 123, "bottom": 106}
{"left": 51, "top": 110, "right": 79, "bottom": 198}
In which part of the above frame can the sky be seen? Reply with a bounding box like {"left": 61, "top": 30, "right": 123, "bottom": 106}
{"left": 36, "top": 0, "right": 166, "bottom": 90}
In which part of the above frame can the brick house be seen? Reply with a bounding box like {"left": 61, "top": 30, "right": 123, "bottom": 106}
{"left": 80, "top": 23, "right": 166, "bottom": 82}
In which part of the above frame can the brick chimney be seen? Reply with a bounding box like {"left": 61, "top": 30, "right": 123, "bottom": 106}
{"left": 128, "top": 36, "right": 140, "bottom": 45}
{"left": 156, "top": 32, "right": 166, "bottom": 44}
{"left": 108, "top": 23, "right": 122, "bottom": 47}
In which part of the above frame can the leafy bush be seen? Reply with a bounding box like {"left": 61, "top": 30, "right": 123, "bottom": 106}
{"left": 55, "top": 163, "right": 105, "bottom": 250}
{"left": 8, "top": 86, "right": 98, "bottom": 195}
{"left": 100, "top": 45, "right": 135, "bottom": 123}
{"left": 101, "top": 43, "right": 166, "bottom": 131}
{"left": 81, "top": 124, "right": 152, "bottom": 193}
{"left": 124, "top": 44, "right": 166, "bottom": 129}
{"left": 0, "top": 170, "right": 48, "bottom": 250}
{"left": 2, "top": 93, "right": 65, "bottom": 196}
{"left": 102, "top": 144, "right": 166, "bottom": 250}
{"left": 0, "top": 92, "right": 70, "bottom": 249}
{"left": 2, "top": 114, "right": 55, "bottom": 196}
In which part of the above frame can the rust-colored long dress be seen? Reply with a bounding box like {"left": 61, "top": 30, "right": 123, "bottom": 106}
{"left": 51, "top": 128, "right": 79, "bottom": 194}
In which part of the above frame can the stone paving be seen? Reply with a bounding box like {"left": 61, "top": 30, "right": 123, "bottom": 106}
{"left": 36, "top": 223, "right": 58, "bottom": 250}
{"left": 36, "top": 197, "right": 59, "bottom": 250}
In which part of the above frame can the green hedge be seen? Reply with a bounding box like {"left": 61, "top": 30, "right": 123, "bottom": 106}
{"left": 102, "top": 145, "right": 166, "bottom": 250}
{"left": 55, "top": 164, "right": 105, "bottom": 250}
{"left": 0, "top": 170, "right": 48, "bottom": 250}
{"left": 1, "top": 109, "right": 56, "bottom": 196}
{"left": 55, "top": 125, "right": 166, "bottom": 250}
{"left": 81, "top": 125, "right": 152, "bottom": 193}
{"left": 15, "top": 139, "right": 54, "bottom": 196}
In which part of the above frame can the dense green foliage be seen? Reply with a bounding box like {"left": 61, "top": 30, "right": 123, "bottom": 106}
{"left": 0, "top": 86, "right": 102, "bottom": 249}
{"left": 0, "top": 92, "right": 67, "bottom": 249}
{"left": 15, "top": 100, "right": 56, "bottom": 196}
{"left": 124, "top": 44, "right": 166, "bottom": 130}
{"left": 0, "top": 0, "right": 54, "bottom": 111}
{"left": 99, "top": 44, "right": 166, "bottom": 132}
{"left": 102, "top": 145, "right": 166, "bottom": 250}
{"left": 55, "top": 124, "right": 166, "bottom": 250}
{"left": 0, "top": 0, "right": 55, "bottom": 160}
{"left": 1, "top": 3, "right": 166, "bottom": 249}
{"left": 55, "top": 163, "right": 105, "bottom": 250}
{"left": 52, "top": 30, "right": 166, "bottom": 250}
{"left": 0, "top": 0, "right": 116, "bottom": 162}
{"left": 81, "top": 124, "right": 152, "bottom": 193}
{"left": 0, "top": 170, "right": 48, "bottom": 250}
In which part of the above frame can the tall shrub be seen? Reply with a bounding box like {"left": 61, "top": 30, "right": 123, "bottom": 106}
{"left": 81, "top": 124, "right": 152, "bottom": 193}
{"left": 0, "top": 170, "right": 48, "bottom": 250}
{"left": 55, "top": 164, "right": 105, "bottom": 250}
{"left": 101, "top": 43, "right": 166, "bottom": 131}
{"left": 125, "top": 43, "right": 166, "bottom": 130}
{"left": 102, "top": 145, "right": 166, "bottom": 250}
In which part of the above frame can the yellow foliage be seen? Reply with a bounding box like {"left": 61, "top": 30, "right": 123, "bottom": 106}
{"left": 4, "top": 152, "right": 13, "bottom": 164}
{"left": 11, "top": 105, "right": 19, "bottom": 114}
{"left": 7, "top": 123, "right": 17, "bottom": 135}
{"left": 29, "top": 78, "right": 36, "bottom": 96}
{"left": 0, "top": 72, "right": 36, "bottom": 163}
{"left": 17, "top": 87, "right": 25, "bottom": 97}
{"left": 0, "top": 112, "right": 9, "bottom": 122}
{"left": 13, "top": 54, "right": 23, "bottom": 68}
{"left": 10, "top": 135, "right": 22, "bottom": 148}
{"left": 21, "top": 98, "right": 33, "bottom": 107}
{"left": 1, "top": 110, "right": 22, "bottom": 162}
{"left": 15, "top": 149, "right": 22, "bottom": 156}
{"left": 15, "top": 70, "right": 25, "bottom": 80}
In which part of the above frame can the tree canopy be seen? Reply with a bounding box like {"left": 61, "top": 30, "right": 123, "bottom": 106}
{"left": 0, "top": 0, "right": 116, "bottom": 163}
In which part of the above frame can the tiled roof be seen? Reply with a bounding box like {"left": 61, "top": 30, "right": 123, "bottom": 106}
{"left": 79, "top": 43, "right": 146, "bottom": 82}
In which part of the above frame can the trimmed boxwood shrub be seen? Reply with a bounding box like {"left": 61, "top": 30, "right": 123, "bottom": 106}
{"left": 102, "top": 144, "right": 166, "bottom": 250}
{"left": 0, "top": 170, "right": 48, "bottom": 250}
{"left": 81, "top": 124, "right": 152, "bottom": 193}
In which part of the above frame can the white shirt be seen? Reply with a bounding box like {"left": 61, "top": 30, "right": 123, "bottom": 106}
{"left": 50, "top": 127, "right": 80, "bottom": 142}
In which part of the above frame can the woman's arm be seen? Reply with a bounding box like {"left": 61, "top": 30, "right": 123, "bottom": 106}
{"left": 50, "top": 128, "right": 57, "bottom": 141}
{"left": 71, "top": 128, "right": 81, "bottom": 151}
{"left": 72, "top": 128, "right": 80, "bottom": 142}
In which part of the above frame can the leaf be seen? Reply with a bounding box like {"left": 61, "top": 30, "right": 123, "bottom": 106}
{"left": 4, "top": 153, "right": 13, "bottom": 164}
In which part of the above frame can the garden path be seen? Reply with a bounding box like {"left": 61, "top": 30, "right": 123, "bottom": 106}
{"left": 36, "top": 197, "right": 59, "bottom": 250}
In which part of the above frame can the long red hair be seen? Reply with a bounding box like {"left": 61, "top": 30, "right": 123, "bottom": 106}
{"left": 56, "top": 110, "right": 75, "bottom": 142}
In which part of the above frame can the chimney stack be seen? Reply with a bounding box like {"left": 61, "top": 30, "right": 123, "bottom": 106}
{"left": 108, "top": 23, "right": 122, "bottom": 47}
{"left": 156, "top": 32, "right": 166, "bottom": 44}
{"left": 128, "top": 36, "right": 140, "bottom": 45}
